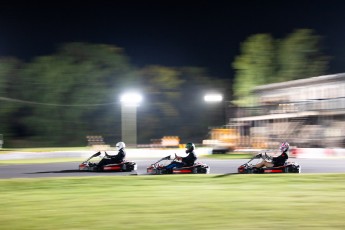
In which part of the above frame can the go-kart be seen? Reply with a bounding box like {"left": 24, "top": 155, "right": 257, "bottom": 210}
{"left": 147, "top": 154, "right": 210, "bottom": 174}
{"left": 238, "top": 152, "right": 301, "bottom": 174}
{"left": 79, "top": 151, "right": 137, "bottom": 172}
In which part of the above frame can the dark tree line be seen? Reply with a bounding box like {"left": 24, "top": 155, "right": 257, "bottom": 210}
{"left": 0, "top": 43, "right": 229, "bottom": 147}
{"left": 0, "top": 28, "right": 330, "bottom": 147}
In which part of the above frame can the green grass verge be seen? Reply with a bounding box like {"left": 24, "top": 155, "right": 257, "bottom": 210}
{"left": 0, "top": 147, "right": 90, "bottom": 164}
{"left": 0, "top": 147, "right": 90, "bottom": 154}
{"left": 0, "top": 158, "right": 84, "bottom": 165}
{"left": 0, "top": 174, "right": 344, "bottom": 230}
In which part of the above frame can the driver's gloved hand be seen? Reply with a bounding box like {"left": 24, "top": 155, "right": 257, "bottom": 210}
{"left": 264, "top": 153, "right": 272, "bottom": 160}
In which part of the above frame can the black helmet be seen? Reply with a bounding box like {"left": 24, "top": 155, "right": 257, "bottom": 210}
{"left": 185, "top": 142, "right": 195, "bottom": 153}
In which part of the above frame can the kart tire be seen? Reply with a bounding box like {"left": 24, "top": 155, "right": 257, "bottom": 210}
{"left": 251, "top": 168, "right": 258, "bottom": 173}
{"left": 125, "top": 165, "right": 132, "bottom": 172}
{"left": 243, "top": 168, "right": 250, "bottom": 174}
{"left": 93, "top": 166, "right": 102, "bottom": 172}
{"left": 251, "top": 167, "right": 263, "bottom": 174}
{"left": 125, "top": 163, "right": 134, "bottom": 172}
{"left": 199, "top": 167, "right": 208, "bottom": 174}
{"left": 286, "top": 165, "right": 300, "bottom": 173}
{"left": 121, "top": 164, "right": 127, "bottom": 171}
{"left": 156, "top": 168, "right": 164, "bottom": 174}
{"left": 193, "top": 167, "right": 198, "bottom": 174}
{"left": 292, "top": 165, "right": 301, "bottom": 173}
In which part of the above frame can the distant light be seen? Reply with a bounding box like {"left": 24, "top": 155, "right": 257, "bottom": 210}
{"left": 120, "top": 93, "right": 143, "bottom": 106}
{"left": 204, "top": 94, "right": 223, "bottom": 102}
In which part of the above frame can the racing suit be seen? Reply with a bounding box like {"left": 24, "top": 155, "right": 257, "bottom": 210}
{"left": 272, "top": 150, "right": 288, "bottom": 167}
{"left": 97, "top": 149, "right": 126, "bottom": 168}
{"left": 181, "top": 151, "right": 197, "bottom": 166}
{"left": 166, "top": 151, "right": 197, "bottom": 169}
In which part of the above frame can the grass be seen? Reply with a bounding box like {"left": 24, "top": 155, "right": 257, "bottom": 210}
{"left": 0, "top": 147, "right": 88, "bottom": 164}
{"left": 0, "top": 147, "right": 93, "bottom": 164}
{"left": 0, "top": 147, "right": 90, "bottom": 154}
{"left": 0, "top": 174, "right": 344, "bottom": 229}
{"left": 0, "top": 158, "right": 84, "bottom": 164}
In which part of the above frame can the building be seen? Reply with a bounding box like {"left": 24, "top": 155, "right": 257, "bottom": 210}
{"left": 230, "top": 73, "right": 345, "bottom": 148}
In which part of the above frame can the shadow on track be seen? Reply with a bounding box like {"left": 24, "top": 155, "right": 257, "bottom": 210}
{"left": 26, "top": 170, "right": 93, "bottom": 174}
{"left": 213, "top": 173, "right": 239, "bottom": 178}
{"left": 26, "top": 170, "right": 139, "bottom": 175}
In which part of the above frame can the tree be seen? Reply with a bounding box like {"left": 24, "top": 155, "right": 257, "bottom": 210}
{"left": 277, "top": 29, "right": 329, "bottom": 82}
{"left": 4, "top": 43, "right": 135, "bottom": 146}
{"left": 136, "top": 65, "right": 184, "bottom": 142}
{"left": 177, "top": 67, "right": 231, "bottom": 143}
{"left": 137, "top": 66, "right": 230, "bottom": 144}
{"left": 232, "top": 29, "right": 329, "bottom": 107}
{"left": 0, "top": 58, "right": 25, "bottom": 142}
{"left": 0, "top": 43, "right": 232, "bottom": 147}
{"left": 232, "top": 34, "right": 276, "bottom": 106}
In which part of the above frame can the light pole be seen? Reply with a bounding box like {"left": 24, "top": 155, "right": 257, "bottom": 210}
{"left": 120, "top": 92, "right": 143, "bottom": 147}
{"left": 204, "top": 93, "right": 228, "bottom": 126}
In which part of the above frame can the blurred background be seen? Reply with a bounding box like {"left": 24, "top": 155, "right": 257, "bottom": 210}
{"left": 0, "top": 1, "right": 344, "bottom": 151}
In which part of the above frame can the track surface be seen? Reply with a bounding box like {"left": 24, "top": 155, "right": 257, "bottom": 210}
{"left": 0, "top": 158, "right": 344, "bottom": 179}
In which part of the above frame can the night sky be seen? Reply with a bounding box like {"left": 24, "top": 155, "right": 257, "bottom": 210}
{"left": 0, "top": 0, "right": 345, "bottom": 79}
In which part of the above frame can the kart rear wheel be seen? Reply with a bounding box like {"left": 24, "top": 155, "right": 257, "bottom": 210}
{"left": 124, "top": 163, "right": 136, "bottom": 172}
{"left": 121, "top": 164, "right": 127, "bottom": 171}
{"left": 285, "top": 165, "right": 300, "bottom": 173}
{"left": 291, "top": 165, "right": 301, "bottom": 173}
{"left": 198, "top": 167, "right": 209, "bottom": 174}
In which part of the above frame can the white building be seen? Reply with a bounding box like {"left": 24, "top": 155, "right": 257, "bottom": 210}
{"left": 231, "top": 73, "right": 345, "bottom": 148}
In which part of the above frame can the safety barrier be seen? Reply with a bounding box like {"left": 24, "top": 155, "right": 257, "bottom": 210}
{"left": 291, "top": 148, "right": 345, "bottom": 158}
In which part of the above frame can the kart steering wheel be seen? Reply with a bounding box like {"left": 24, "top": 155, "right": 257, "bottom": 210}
{"left": 104, "top": 152, "right": 112, "bottom": 159}
{"left": 264, "top": 152, "right": 272, "bottom": 161}
{"left": 174, "top": 153, "right": 181, "bottom": 161}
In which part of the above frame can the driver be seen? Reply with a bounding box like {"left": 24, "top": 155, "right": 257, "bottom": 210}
{"left": 97, "top": 141, "right": 126, "bottom": 168}
{"left": 254, "top": 142, "right": 289, "bottom": 168}
{"left": 165, "top": 142, "right": 197, "bottom": 170}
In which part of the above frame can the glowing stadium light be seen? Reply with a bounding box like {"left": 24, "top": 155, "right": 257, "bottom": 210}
{"left": 120, "top": 92, "right": 143, "bottom": 107}
{"left": 204, "top": 94, "right": 223, "bottom": 102}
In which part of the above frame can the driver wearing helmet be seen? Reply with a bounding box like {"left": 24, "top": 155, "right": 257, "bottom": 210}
{"left": 97, "top": 141, "right": 126, "bottom": 168}
{"left": 165, "top": 142, "right": 198, "bottom": 169}
{"left": 254, "top": 142, "right": 290, "bottom": 168}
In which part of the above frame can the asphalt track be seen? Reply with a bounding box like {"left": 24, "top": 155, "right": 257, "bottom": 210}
{"left": 1, "top": 157, "right": 345, "bottom": 179}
